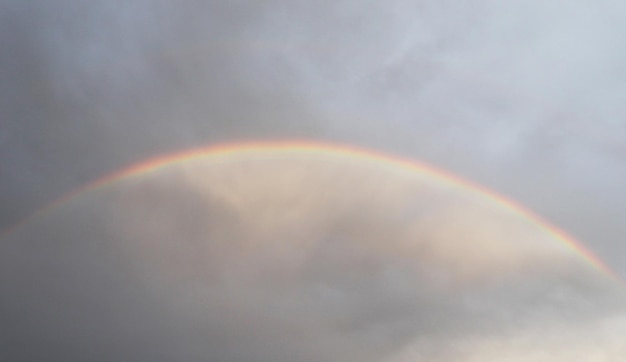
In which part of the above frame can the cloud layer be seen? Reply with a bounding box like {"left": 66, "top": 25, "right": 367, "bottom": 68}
{"left": 1, "top": 1, "right": 625, "bottom": 277}
{"left": 2, "top": 150, "right": 624, "bottom": 360}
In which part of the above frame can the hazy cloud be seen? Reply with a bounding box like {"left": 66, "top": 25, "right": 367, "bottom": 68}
{"left": 2, "top": 1, "right": 626, "bottom": 360}
{"left": 2, "top": 151, "right": 625, "bottom": 360}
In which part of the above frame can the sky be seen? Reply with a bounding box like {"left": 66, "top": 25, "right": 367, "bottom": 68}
{"left": 1, "top": 0, "right": 626, "bottom": 359}
{"left": 2, "top": 149, "right": 626, "bottom": 360}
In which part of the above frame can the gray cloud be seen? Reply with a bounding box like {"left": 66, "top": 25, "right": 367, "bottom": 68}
{"left": 2, "top": 1, "right": 625, "bottom": 262}
{"left": 2, "top": 1, "right": 626, "bottom": 359}
{"left": 2, "top": 151, "right": 625, "bottom": 360}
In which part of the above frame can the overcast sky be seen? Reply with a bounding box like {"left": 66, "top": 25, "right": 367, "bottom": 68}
{"left": 1, "top": 0, "right": 626, "bottom": 359}
{"left": 2, "top": 150, "right": 626, "bottom": 360}
{"left": 2, "top": 0, "right": 626, "bottom": 273}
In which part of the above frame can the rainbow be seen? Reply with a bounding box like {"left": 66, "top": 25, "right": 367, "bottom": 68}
{"left": 3, "top": 141, "right": 622, "bottom": 284}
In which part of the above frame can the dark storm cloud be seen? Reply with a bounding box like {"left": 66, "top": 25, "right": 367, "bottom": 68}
{"left": 0, "top": 0, "right": 328, "bottom": 230}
